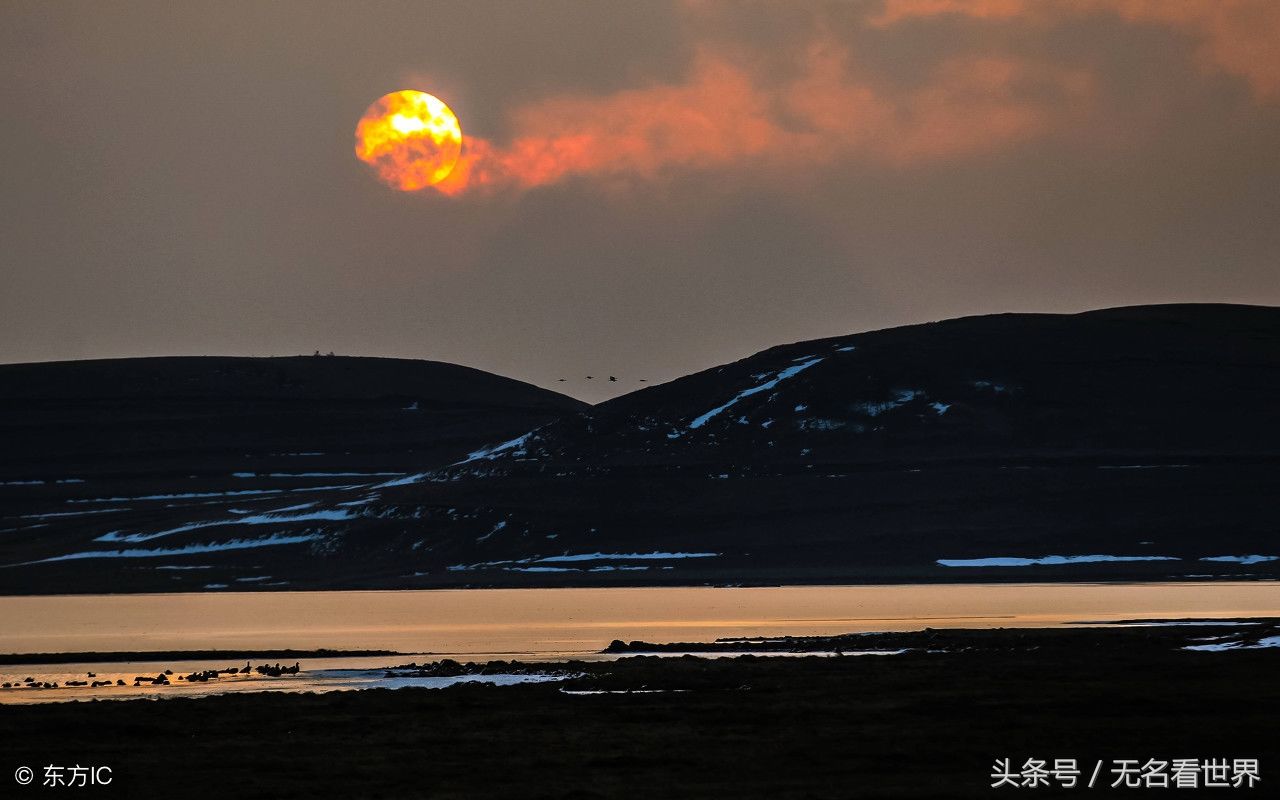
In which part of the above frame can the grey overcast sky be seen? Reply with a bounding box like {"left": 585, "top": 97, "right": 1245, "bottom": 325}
{"left": 3, "top": 1, "right": 1278, "bottom": 401}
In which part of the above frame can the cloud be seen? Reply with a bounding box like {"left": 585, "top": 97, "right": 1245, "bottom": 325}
{"left": 868, "top": 0, "right": 1027, "bottom": 27}
{"left": 785, "top": 42, "right": 1093, "bottom": 165}
{"left": 435, "top": 37, "right": 1092, "bottom": 196}
{"left": 867, "top": 0, "right": 1280, "bottom": 103}
{"left": 406, "top": 0, "right": 1277, "bottom": 199}
{"left": 436, "top": 53, "right": 780, "bottom": 195}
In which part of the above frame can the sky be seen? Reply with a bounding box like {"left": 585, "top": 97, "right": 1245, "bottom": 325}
{"left": 3, "top": 1, "right": 1279, "bottom": 402}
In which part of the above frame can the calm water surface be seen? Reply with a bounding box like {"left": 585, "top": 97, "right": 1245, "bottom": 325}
{"left": 2, "top": 582, "right": 1276, "bottom": 703}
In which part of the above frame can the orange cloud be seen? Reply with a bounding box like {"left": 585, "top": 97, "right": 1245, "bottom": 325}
{"left": 869, "top": 0, "right": 1027, "bottom": 27}
{"left": 1105, "top": 1, "right": 1280, "bottom": 102}
{"left": 787, "top": 42, "right": 1093, "bottom": 165}
{"left": 866, "top": 0, "right": 1280, "bottom": 102}
{"left": 434, "top": 44, "right": 1092, "bottom": 196}
{"left": 438, "top": 54, "right": 779, "bottom": 195}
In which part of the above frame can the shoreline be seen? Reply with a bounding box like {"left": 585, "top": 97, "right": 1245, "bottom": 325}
{"left": 2, "top": 623, "right": 1276, "bottom": 798}
{"left": 4, "top": 619, "right": 1277, "bottom": 704}
{"left": 4, "top": 616, "right": 1275, "bottom": 666}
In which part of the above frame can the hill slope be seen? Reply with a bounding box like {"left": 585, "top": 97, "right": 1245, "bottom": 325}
{"left": 0, "top": 355, "right": 586, "bottom": 478}
{"left": 0, "top": 355, "right": 586, "bottom": 593}
{"left": 498, "top": 303, "right": 1280, "bottom": 466}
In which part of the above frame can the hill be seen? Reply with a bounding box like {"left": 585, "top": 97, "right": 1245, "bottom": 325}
{"left": 0, "top": 355, "right": 586, "bottom": 594}
{"left": 0, "top": 355, "right": 585, "bottom": 478}
{"left": 2, "top": 306, "right": 1277, "bottom": 593}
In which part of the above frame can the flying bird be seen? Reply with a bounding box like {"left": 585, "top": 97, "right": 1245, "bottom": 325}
{"left": 608, "top": 376, "right": 617, "bottom": 382}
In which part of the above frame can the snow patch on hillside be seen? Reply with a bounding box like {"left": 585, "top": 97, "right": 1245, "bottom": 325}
{"left": 477, "top": 520, "right": 507, "bottom": 543}
{"left": 937, "top": 554, "right": 1179, "bottom": 567}
{"left": 537, "top": 551, "right": 719, "bottom": 562}
{"left": 21, "top": 533, "right": 322, "bottom": 564}
{"left": 1201, "top": 555, "right": 1278, "bottom": 565}
{"left": 447, "top": 551, "right": 720, "bottom": 571}
{"left": 374, "top": 473, "right": 429, "bottom": 488}
{"left": 853, "top": 389, "right": 924, "bottom": 417}
{"left": 17, "top": 508, "right": 130, "bottom": 520}
{"left": 457, "top": 430, "right": 537, "bottom": 464}
{"left": 96, "top": 508, "right": 357, "bottom": 544}
{"left": 678, "top": 358, "right": 824, "bottom": 435}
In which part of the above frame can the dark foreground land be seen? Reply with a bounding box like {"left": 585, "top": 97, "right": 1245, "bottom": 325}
{"left": 2, "top": 625, "right": 1277, "bottom": 799}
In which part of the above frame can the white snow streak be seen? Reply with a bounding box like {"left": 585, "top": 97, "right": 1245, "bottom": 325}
{"left": 685, "top": 358, "right": 823, "bottom": 432}
{"left": 18, "top": 534, "right": 321, "bottom": 564}
{"left": 96, "top": 508, "right": 355, "bottom": 544}
{"left": 457, "top": 431, "right": 536, "bottom": 464}
{"left": 937, "top": 555, "right": 1179, "bottom": 567}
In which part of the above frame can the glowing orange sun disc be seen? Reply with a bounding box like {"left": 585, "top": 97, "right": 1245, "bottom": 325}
{"left": 355, "top": 90, "right": 462, "bottom": 191}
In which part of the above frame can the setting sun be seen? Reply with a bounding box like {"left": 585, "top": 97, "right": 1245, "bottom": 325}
{"left": 355, "top": 90, "right": 462, "bottom": 191}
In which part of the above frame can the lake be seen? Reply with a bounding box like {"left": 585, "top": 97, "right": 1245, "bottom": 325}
{"left": 2, "top": 582, "right": 1277, "bottom": 702}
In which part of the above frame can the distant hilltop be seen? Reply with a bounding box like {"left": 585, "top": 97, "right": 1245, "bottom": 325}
{"left": 0, "top": 355, "right": 586, "bottom": 479}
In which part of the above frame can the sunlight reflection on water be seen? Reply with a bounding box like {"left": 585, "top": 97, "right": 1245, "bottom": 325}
{"left": 2, "top": 582, "right": 1277, "bottom": 703}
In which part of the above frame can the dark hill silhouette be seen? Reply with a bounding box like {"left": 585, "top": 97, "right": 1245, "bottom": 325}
{"left": 1, "top": 305, "right": 1277, "bottom": 593}
{"left": 0, "top": 355, "right": 586, "bottom": 478}
{"left": 517, "top": 303, "right": 1280, "bottom": 465}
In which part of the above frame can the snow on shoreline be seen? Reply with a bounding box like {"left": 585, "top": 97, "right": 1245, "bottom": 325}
{"left": 1184, "top": 635, "right": 1280, "bottom": 652}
